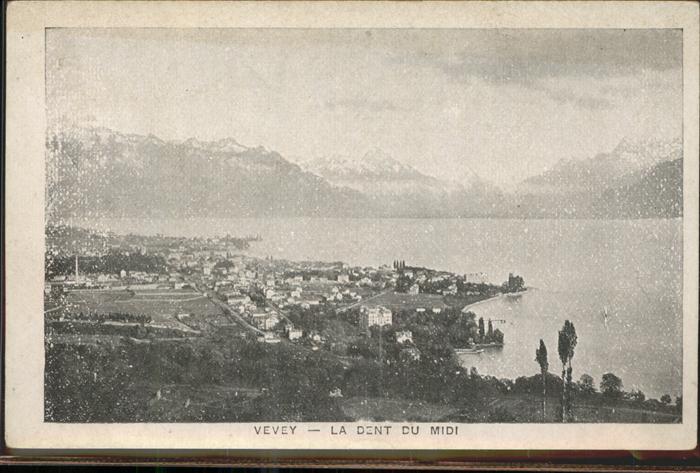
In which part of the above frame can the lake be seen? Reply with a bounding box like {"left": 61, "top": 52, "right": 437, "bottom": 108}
{"left": 67, "top": 217, "right": 683, "bottom": 399}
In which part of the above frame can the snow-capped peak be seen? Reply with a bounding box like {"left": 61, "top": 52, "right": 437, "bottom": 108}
{"left": 180, "top": 136, "right": 248, "bottom": 154}
{"left": 613, "top": 136, "right": 682, "bottom": 169}
{"left": 305, "top": 148, "right": 421, "bottom": 180}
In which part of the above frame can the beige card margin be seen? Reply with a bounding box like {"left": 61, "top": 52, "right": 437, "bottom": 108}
{"left": 4, "top": 0, "right": 699, "bottom": 451}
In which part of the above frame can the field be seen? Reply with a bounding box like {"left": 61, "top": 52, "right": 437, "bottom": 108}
{"left": 341, "top": 397, "right": 458, "bottom": 422}
{"left": 47, "top": 288, "right": 227, "bottom": 330}
{"left": 363, "top": 292, "right": 449, "bottom": 311}
{"left": 446, "top": 393, "right": 681, "bottom": 423}
{"left": 134, "top": 383, "right": 263, "bottom": 422}
{"left": 443, "top": 293, "right": 496, "bottom": 310}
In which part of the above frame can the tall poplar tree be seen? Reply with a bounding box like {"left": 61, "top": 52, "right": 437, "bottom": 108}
{"left": 535, "top": 339, "right": 549, "bottom": 421}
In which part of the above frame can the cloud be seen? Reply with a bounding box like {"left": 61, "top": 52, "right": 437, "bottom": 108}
{"left": 409, "top": 29, "right": 682, "bottom": 84}
{"left": 529, "top": 83, "right": 614, "bottom": 110}
{"left": 386, "top": 29, "right": 681, "bottom": 110}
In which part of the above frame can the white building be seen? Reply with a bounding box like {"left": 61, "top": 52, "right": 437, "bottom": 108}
{"left": 257, "top": 332, "right": 281, "bottom": 344}
{"left": 464, "top": 272, "right": 488, "bottom": 284}
{"left": 226, "top": 294, "right": 250, "bottom": 305}
{"left": 285, "top": 325, "right": 303, "bottom": 341}
{"left": 262, "top": 315, "right": 279, "bottom": 331}
{"left": 359, "top": 305, "right": 393, "bottom": 330}
{"left": 396, "top": 330, "right": 413, "bottom": 344}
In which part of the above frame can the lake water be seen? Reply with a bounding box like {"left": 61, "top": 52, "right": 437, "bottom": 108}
{"left": 67, "top": 217, "right": 683, "bottom": 398}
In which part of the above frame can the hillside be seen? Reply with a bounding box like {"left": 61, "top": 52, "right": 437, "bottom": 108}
{"left": 510, "top": 138, "right": 683, "bottom": 218}
{"left": 46, "top": 127, "right": 371, "bottom": 220}
{"left": 45, "top": 127, "right": 683, "bottom": 220}
{"left": 303, "top": 149, "right": 503, "bottom": 217}
{"left": 594, "top": 158, "right": 683, "bottom": 218}
{"left": 519, "top": 138, "right": 681, "bottom": 195}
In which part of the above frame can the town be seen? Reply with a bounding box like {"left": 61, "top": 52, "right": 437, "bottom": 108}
{"left": 45, "top": 225, "right": 521, "bottom": 352}
{"left": 44, "top": 225, "right": 679, "bottom": 424}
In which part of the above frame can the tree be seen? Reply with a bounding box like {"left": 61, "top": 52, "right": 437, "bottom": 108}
{"left": 578, "top": 374, "right": 595, "bottom": 395}
{"left": 535, "top": 339, "right": 549, "bottom": 421}
{"left": 492, "top": 328, "right": 504, "bottom": 344}
{"left": 600, "top": 372, "right": 623, "bottom": 400}
{"left": 487, "top": 320, "right": 494, "bottom": 341}
{"left": 628, "top": 389, "right": 646, "bottom": 404}
{"left": 488, "top": 406, "right": 516, "bottom": 422}
{"left": 660, "top": 394, "right": 672, "bottom": 405}
{"left": 478, "top": 317, "right": 485, "bottom": 341}
{"left": 557, "top": 320, "right": 577, "bottom": 422}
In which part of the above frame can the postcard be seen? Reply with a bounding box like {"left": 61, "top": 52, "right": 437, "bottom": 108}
{"left": 4, "top": 0, "right": 699, "bottom": 452}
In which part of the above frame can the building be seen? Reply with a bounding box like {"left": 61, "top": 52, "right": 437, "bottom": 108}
{"left": 395, "top": 330, "right": 413, "bottom": 344}
{"left": 262, "top": 315, "right": 279, "bottom": 331}
{"left": 308, "top": 331, "right": 324, "bottom": 342}
{"left": 251, "top": 313, "right": 268, "bottom": 330}
{"left": 285, "top": 325, "right": 303, "bottom": 341}
{"left": 299, "top": 298, "right": 320, "bottom": 309}
{"left": 227, "top": 294, "right": 251, "bottom": 305}
{"left": 408, "top": 283, "right": 420, "bottom": 295}
{"left": 443, "top": 284, "right": 458, "bottom": 295}
{"left": 359, "top": 305, "right": 393, "bottom": 330}
{"left": 257, "top": 332, "right": 281, "bottom": 344}
{"left": 337, "top": 274, "right": 350, "bottom": 284}
{"left": 464, "top": 272, "right": 488, "bottom": 284}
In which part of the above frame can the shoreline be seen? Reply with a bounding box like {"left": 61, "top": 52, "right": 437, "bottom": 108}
{"left": 461, "top": 289, "right": 529, "bottom": 313}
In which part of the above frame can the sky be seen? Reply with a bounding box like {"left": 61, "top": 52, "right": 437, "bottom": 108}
{"left": 46, "top": 28, "right": 683, "bottom": 187}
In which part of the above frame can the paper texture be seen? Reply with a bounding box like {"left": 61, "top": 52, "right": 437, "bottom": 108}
{"left": 4, "top": 0, "right": 699, "bottom": 451}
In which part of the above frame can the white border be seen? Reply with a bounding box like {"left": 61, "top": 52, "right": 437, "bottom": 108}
{"left": 5, "top": 0, "right": 699, "bottom": 451}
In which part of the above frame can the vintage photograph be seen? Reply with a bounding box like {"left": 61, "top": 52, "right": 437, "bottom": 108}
{"left": 43, "top": 27, "right": 684, "bottom": 425}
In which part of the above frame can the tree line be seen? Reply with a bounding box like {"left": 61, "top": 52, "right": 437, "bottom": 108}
{"left": 46, "top": 249, "right": 167, "bottom": 277}
{"left": 534, "top": 320, "right": 680, "bottom": 422}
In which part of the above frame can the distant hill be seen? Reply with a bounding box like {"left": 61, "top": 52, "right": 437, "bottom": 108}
{"left": 510, "top": 138, "right": 682, "bottom": 218}
{"left": 46, "top": 127, "right": 371, "bottom": 220}
{"left": 45, "top": 127, "right": 683, "bottom": 220}
{"left": 518, "top": 137, "right": 681, "bottom": 196}
{"left": 594, "top": 158, "right": 683, "bottom": 218}
{"left": 302, "top": 149, "right": 503, "bottom": 217}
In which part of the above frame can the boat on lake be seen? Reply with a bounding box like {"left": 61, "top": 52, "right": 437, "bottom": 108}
{"left": 602, "top": 306, "right": 610, "bottom": 328}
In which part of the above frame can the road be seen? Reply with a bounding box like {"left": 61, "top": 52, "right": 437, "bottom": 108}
{"left": 264, "top": 299, "right": 294, "bottom": 327}
{"left": 186, "top": 277, "right": 265, "bottom": 336}
{"left": 208, "top": 291, "right": 266, "bottom": 336}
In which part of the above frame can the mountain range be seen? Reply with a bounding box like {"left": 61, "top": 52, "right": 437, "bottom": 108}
{"left": 46, "top": 126, "right": 683, "bottom": 220}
